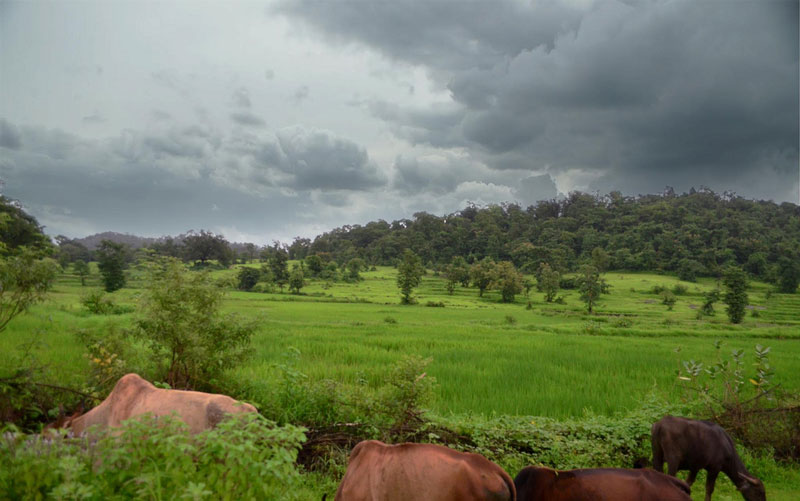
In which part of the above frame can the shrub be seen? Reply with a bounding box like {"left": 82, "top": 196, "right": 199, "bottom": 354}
{"left": 677, "top": 342, "right": 799, "bottom": 459}
{"left": 425, "top": 301, "right": 445, "bottom": 308}
{"left": 671, "top": 284, "right": 688, "bottom": 295}
{"left": 80, "top": 290, "right": 132, "bottom": 315}
{"left": 0, "top": 413, "right": 307, "bottom": 500}
{"left": 383, "top": 316, "right": 397, "bottom": 324}
{"left": 504, "top": 315, "right": 517, "bottom": 325}
{"left": 237, "top": 267, "right": 261, "bottom": 291}
{"left": 661, "top": 290, "right": 676, "bottom": 310}
{"left": 132, "top": 258, "right": 255, "bottom": 390}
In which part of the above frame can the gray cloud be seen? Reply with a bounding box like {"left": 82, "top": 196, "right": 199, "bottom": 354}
{"left": 280, "top": 0, "right": 799, "bottom": 201}
{"left": 230, "top": 111, "right": 266, "bottom": 127}
{"left": 293, "top": 85, "right": 309, "bottom": 104}
{"left": 231, "top": 87, "right": 252, "bottom": 108}
{"left": 0, "top": 119, "right": 22, "bottom": 150}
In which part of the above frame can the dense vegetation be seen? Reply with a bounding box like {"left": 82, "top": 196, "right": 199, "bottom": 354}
{"left": 2, "top": 192, "right": 799, "bottom": 499}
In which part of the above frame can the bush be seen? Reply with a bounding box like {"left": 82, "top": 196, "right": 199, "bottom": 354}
{"left": 80, "top": 290, "right": 132, "bottom": 315}
{"left": 425, "top": 301, "right": 445, "bottom": 308}
{"left": 0, "top": 413, "right": 307, "bottom": 500}
{"left": 237, "top": 267, "right": 261, "bottom": 291}
{"left": 677, "top": 342, "right": 799, "bottom": 459}
{"left": 671, "top": 284, "right": 688, "bottom": 295}
{"left": 132, "top": 258, "right": 255, "bottom": 390}
{"left": 660, "top": 290, "right": 676, "bottom": 310}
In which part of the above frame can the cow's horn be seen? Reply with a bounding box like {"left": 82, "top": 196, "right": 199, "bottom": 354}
{"left": 738, "top": 472, "right": 759, "bottom": 485}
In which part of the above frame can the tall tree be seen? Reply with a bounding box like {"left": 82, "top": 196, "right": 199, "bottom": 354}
{"left": 96, "top": 240, "right": 128, "bottom": 292}
{"left": 576, "top": 265, "right": 609, "bottom": 313}
{"left": 723, "top": 266, "right": 748, "bottom": 324}
{"left": 397, "top": 249, "right": 424, "bottom": 304}
{"left": 538, "top": 262, "right": 560, "bottom": 302}
{"left": 288, "top": 263, "right": 305, "bottom": 294}
{"left": 183, "top": 230, "right": 232, "bottom": 267}
{"left": 73, "top": 259, "right": 90, "bottom": 286}
{"left": 269, "top": 246, "right": 290, "bottom": 292}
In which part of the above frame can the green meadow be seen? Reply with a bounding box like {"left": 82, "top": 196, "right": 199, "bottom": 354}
{"left": 3, "top": 265, "right": 799, "bottom": 499}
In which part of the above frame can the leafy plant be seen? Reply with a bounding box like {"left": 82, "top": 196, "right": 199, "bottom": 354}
{"left": 132, "top": 258, "right": 255, "bottom": 390}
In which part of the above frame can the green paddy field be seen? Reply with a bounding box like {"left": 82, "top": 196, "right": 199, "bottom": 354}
{"left": 2, "top": 264, "right": 799, "bottom": 499}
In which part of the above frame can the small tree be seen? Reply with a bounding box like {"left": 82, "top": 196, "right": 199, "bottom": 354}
{"left": 73, "top": 259, "right": 90, "bottom": 286}
{"left": 450, "top": 256, "right": 471, "bottom": 287}
{"left": 346, "top": 258, "right": 365, "bottom": 282}
{"left": 397, "top": 249, "right": 424, "bottom": 304}
{"left": 661, "top": 290, "right": 676, "bottom": 310}
{"left": 288, "top": 264, "right": 305, "bottom": 294}
{"left": 538, "top": 262, "right": 560, "bottom": 302}
{"left": 701, "top": 288, "right": 720, "bottom": 316}
{"left": 96, "top": 240, "right": 128, "bottom": 292}
{"left": 0, "top": 249, "right": 58, "bottom": 334}
{"left": 723, "top": 266, "right": 748, "bottom": 324}
{"left": 270, "top": 250, "right": 289, "bottom": 292}
{"left": 133, "top": 258, "right": 255, "bottom": 389}
{"left": 492, "top": 261, "right": 524, "bottom": 303}
{"left": 576, "top": 265, "right": 609, "bottom": 313}
{"left": 237, "top": 267, "right": 261, "bottom": 291}
{"left": 470, "top": 257, "right": 495, "bottom": 297}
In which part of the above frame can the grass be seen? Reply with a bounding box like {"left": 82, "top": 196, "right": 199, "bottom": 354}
{"left": 3, "top": 264, "right": 799, "bottom": 499}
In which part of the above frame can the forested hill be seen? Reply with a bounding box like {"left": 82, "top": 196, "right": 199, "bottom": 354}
{"left": 299, "top": 189, "right": 800, "bottom": 281}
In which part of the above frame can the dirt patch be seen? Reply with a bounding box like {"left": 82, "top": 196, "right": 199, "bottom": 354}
{"left": 643, "top": 299, "right": 656, "bottom": 304}
{"left": 688, "top": 304, "right": 698, "bottom": 309}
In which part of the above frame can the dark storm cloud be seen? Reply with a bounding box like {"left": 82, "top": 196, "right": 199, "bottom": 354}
{"left": 272, "top": 126, "right": 386, "bottom": 191}
{"left": 0, "top": 119, "right": 22, "bottom": 150}
{"left": 279, "top": 0, "right": 799, "bottom": 201}
{"left": 230, "top": 111, "right": 266, "bottom": 127}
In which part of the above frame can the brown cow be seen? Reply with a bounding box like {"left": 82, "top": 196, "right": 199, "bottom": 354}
{"left": 651, "top": 416, "right": 766, "bottom": 501}
{"left": 514, "top": 466, "right": 691, "bottom": 501}
{"left": 65, "top": 373, "right": 257, "bottom": 434}
{"left": 334, "top": 440, "right": 515, "bottom": 501}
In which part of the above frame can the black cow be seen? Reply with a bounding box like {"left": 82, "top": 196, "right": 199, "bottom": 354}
{"left": 651, "top": 416, "right": 765, "bottom": 501}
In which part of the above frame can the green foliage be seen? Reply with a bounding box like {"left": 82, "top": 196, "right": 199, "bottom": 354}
{"left": 538, "top": 262, "right": 560, "bottom": 302}
{"left": 575, "top": 265, "right": 609, "bottom": 313}
{"left": 677, "top": 342, "right": 799, "bottom": 459}
{"left": 492, "top": 261, "right": 524, "bottom": 303}
{"left": 590, "top": 247, "right": 610, "bottom": 272}
{"left": 345, "top": 258, "right": 365, "bottom": 282}
{"left": 470, "top": 257, "right": 495, "bottom": 297}
{"left": 380, "top": 355, "right": 436, "bottom": 433}
{"left": 305, "top": 254, "right": 324, "bottom": 277}
{"left": 777, "top": 256, "right": 800, "bottom": 293}
{"left": 237, "top": 267, "right": 261, "bottom": 291}
{"left": 397, "top": 249, "right": 424, "bottom": 304}
{"left": 183, "top": 230, "right": 232, "bottom": 267}
{"left": 132, "top": 258, "right": 255, "bottom": 389}
{"left": 0, "top": 249, "right": 58, "bottom": 334}
{"left": 0, "top": 196, "right": 53, "bottom": 254}
{"left": 72, "top": 259, "right": 90, "bottom": 286}
{"left": 677, "top": 258, "right": 705, "bottom": 282}
{"left": 80, "top": 289, "right": 132, "bottom": 315}
{"left": 443, "top": 256, "right": 470, "bottom": 295}
{"left": 723, "top": 266, "right": 749, "bottom": 324}
{"left": 269, "top": 248, "right": 290, "bottom": 292}
{"left": 96, "top": 240, "right": 128, "bottom": 292}
{"left": 0, "top": 413, "right": 306, "bottom": 500}
{"left": 289, "top": 264, "right": 305, "bottom": 294}
{"left": 701, "top": 288, "right": 720, "bottom": 316}
{"left": 671, "top": 283, "right": 688, "bottom": 295}
{"left": 660, "top": 290, "right": 676, "bottom": 310}
{"left": 76, "top": 325, "right": 134, "bottom": 395}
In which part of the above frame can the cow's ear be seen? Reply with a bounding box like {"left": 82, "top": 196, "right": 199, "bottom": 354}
{"left": 738, "top": 473, "right": 760, "bottom": 486}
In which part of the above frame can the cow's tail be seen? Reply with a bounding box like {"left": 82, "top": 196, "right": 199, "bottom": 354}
{"left": 500, "top": 469, "right": 516, "bottom": 501}
{"left": 321, "top": 495, "right": 327, "bottom": 501}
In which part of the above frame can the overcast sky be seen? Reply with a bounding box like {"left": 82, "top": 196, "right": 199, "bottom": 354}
{"left": 1, "top": 0, "right": 797, "bottom": 244}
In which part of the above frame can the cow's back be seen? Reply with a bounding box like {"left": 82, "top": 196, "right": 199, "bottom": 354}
{"left": 515, "top": 466, "right": 691, "bottom": 501}
{"left": 652, "top": 416, "right": 733, "bottom": 471}
{"left": 335, "top": 441, "right": 514, "bottom": 501}
{"left": 68, "top": 374, "right": 256, "bottom": 434}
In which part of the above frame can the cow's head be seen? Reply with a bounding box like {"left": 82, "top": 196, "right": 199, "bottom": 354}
{"left": 738, "top": 473, "right": 765, "bottom": 501}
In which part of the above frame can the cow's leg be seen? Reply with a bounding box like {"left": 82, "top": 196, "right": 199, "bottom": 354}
{"left": 665, "top": 456, "right": 680, "bottom": 477}
{"left": 686, "top": 469, "right": 698, "bottom": 486}
{"left": 651, "top": 442, "right": 664, "bottom": 474}
{"left": 704, "top": 470, "right": 719, "bottom": 501}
